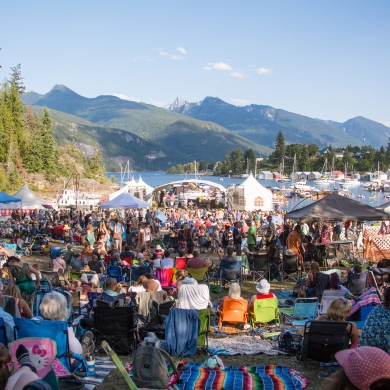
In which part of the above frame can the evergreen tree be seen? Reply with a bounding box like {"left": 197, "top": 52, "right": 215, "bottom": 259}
{"left": 243, "top": 148, "right": 256, "bottom": 173}
{"left": 274, "top": 131, "right": 286, "bottom": 164}
{"left": 39, "top": 108, "right": 59, "bottom": 174}
{"left": 224, "top": 150, "right": 231, "bottom": 172}
{"left": 24, "top": 106, "right": 44, "bottom": 172}
{"left": 231, "top": 147, "right": 244, "bottom": 175}
{"left": 299, "top": 145, "right": 309, "bottom": 171}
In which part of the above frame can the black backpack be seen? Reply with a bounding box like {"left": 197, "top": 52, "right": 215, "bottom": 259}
{"left": 132, "top": 344, "right": 178, "bottom": 389}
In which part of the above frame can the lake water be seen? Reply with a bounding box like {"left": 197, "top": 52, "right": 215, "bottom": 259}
{"left": 106, "top": 171, "right": 387, "bottom": 212}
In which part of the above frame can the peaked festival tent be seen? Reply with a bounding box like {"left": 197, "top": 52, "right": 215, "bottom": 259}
{"left": 285, "top": 193, "right": 390, "bottom": 222}
{"left": 12, "top": 184, "right": 52, "bottom": 209}
{"left": 227, "top": 173, "right": 273, "bottom": 211}
{"left": 0, "top": 192, "right": 22, "bottom": 209}
{"left": 100, "top": 192, "right": 150, "bottom": 209}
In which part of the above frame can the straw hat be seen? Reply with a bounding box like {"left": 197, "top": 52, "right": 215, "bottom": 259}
{"left": 256, "top": 279, "right": 271, "bottom": 294}
{"left": 63, "top": 224, "right": 71, "bottom": 230}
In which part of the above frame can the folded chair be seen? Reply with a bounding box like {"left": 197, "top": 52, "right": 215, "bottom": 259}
{"left": 250, "top": 297, "right": 280, "bottom": 327}
{"left": 136, "top": 291, "right": 166, "bottom": 317}
{"left": 283, "top": 298, "right": 319, "bottom": 326}
{"left": 187, "top": 267, "right": 209, "bottom": 286}
{"left": 93, "top": 306, "right": 137, "bottom": 355}
{"left": 299, "top": 320, "right": 351, "bottom": 362}
{"left": 178, "top": 284, "right": 210, "bottom": 310}
{"left": 218, "top": 297, "right": 248, "bottom": 329}
{"left": 347, "top": 271, "right": 367, "bottom": 296}
{"left": 218, "top": 260, "right": 242, "bottom": 288}
{"left": 251, "top": 254, "right": 269, "bottom": 282}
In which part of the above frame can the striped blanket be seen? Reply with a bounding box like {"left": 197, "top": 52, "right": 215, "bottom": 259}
{"left": 78, "top": 356, "right": 117, "bottom": 390}
{"left": 349, "top": 287, "right": 381, "bottom": 316}
{"left": 169, "top": 362, "right": 308, "bottom": 389}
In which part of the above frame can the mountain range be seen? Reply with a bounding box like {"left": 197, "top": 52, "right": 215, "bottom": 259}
{"left": 23, "top": 86, "right": 390, "bottom": 170}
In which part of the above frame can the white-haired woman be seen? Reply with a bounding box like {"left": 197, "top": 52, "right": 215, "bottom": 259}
{"left": 217, "top": 283, "right": 247, "bottom": 312}
{"left": 40, "top": 292, "right": 94, "bottom": 358}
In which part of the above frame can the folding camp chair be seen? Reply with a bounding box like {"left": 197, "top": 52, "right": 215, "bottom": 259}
{"left": 316, "top": 272, "right": 330, "bottom": 299}
{"left": 251, "top": 254, "right": 269, "bottom": 282}
{"left": 319, "top": 290, "right": 345, "bottom": 315}
{"left": 323, "top": 247, "right": 338, "bottom": 269}
{"left": 250, "top": 297, "right": 280, "bottom": 327}
{"left": 175, "top": 257, "right": 187, "bottom": 270}
{"left": 283, "top": 298, "right": 319, "bottom": 326}
{"left": 69, "top": 289, "right": 85, "bottom": 319}
{"left": 347, "top": 271, "right": 367, "bottom": 296}
{"left": 106, "top": 265, "right": 122, "bottom": 282}
{"left": 367, "top": 270, "right": 384, "bottom": 301}
{"left": 218, "top": 298, "right": 248, "bottom": 329}
{"left": 13, "top": 318, "right": 81, "bottom": 372}
{"left": 281, "top": 254, "right": 300, "bottom": 282}
{"left": 0, "top": 317, "right": 7, "bottom": 346}
{"left": 187, "top": 267, "right": 209, "bottom": 286}
{"left": 129, "top": 265, "right": 152, "bottom": 285}
{"left": 218, "top": 260, "right": 242, "bottom": 288}
{"left": 136, "top": 291, "right": 167, "bottom": 317}
{"left": 87, "top": 291, "right": 102, "bottom": 309}
{"left": 40, "top": 271, "right": 61, "bottom": 288}
{"left": 163, "top": 233, "right": 170, "bottom": 248}
{"left": 198, "top": 308, "right": 210, "bottom": 353}
{"left": 97, "top": 292, "right": 127, "bottom": 307}
{"left": 178, "top": 284, "right": 210, "bottom": 310}
{"left": 93, "top": 306, "right": 137, "bottom": 355}
{"left": 299, "top": 320, "right": 351, "bottom": 362}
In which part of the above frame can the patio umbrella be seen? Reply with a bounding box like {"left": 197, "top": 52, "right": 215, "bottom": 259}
{"left": 155, "top": 212, "right": 167, "bottom": 222}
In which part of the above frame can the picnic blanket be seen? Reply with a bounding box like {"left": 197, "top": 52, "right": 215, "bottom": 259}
{"left": 349, "top": 287, "right": 382, "bottom": 316}
{"left": 169, "top": 362, "right": 308, "bottom": 389}
{"left": 214, "top": 321, "right": 252, "bottom": 336}
{"left": 274, "top": 290, "right": 295, "bottom": 300}
{"left": 78, "top": 356, "right": 117, "bottom": 390}
{"left": 207, "top": 335, "right": 278, "bottom": 356}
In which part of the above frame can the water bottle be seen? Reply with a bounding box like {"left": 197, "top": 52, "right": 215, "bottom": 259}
{"left": 85, "top": 353, "right": 95, "bottom": 377}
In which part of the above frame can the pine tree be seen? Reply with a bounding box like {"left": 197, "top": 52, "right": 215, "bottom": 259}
{"left": 24, "top": 106, "right": 43, "bottom": 172}
{"left": 39, "top": 108, "right": 59, "bottom": 174}
{"left": 231, "top": 148, "right": 244, "bottom": 175}
{"left": 243, "top": 148, "right": 256, "bottom": 173}
{"left": 274, "top": 131, "right": 286, "bottom": 165}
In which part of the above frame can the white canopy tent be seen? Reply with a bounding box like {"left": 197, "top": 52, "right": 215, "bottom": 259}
{"left": 227, "top": 173, "right": 273, "bottom": 211}
{"left": 12, "top": 184, "right": 52, "bottom": 209}
{"left": 112, "top": 175, "right": 154, "bottom": 201}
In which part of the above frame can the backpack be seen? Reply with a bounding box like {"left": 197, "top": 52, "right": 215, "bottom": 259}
{"left": 132, "top": 344, "right": 175, "bottom": 389}
{"left": 279, "top": 330, "right": 303, "bottom": 353}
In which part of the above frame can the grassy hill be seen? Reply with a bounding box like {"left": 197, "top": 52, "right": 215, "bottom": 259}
{"left": 27, "top": 86, "right": 272, "bottom": 167}
{"left": 167, "top": 96, "right": 388, "bottom": 148}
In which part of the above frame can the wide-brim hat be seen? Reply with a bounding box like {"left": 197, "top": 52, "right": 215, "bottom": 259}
{"left": 143, "top": 279, "right": 159, "bottom": 292}
{"left": 155, "top": 245, "right": 162, "bottom": 250}
{"left": 256, "top": 279, "right": 271, "bottom": 294}
{"left": 63, "top": 224, "right": 71, "bottom": 230}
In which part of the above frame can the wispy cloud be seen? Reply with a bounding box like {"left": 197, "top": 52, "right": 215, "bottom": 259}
{"left": 156, "top": 48, "right": 168, "bottom": 56}
{"left": 148, "top": 99, "right": 165, "bottom": 107}
{"left": 112, "top": 94, "right": 140, "bottom": 102}
{"left": 176, "top": 47, "right": 187, "bottom": 54}
{"left": 202, "top": 62, "right": 233, "bottom": 71}
{"left": 231, "top": 98, "right": 250, "bottom": 106}
{"left": 256, "top": 67, "right": 273, "bottom": 75}
{"left": 133, "top": 55, "right": 153, "bottom": 62}
{"left": 229, "top": 71, "right": 245, "bottom": 78}
{"left": 171, "top": 55, "right": 184, "bottom": 60}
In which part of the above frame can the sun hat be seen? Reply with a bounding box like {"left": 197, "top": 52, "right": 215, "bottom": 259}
{"left": 256, "top": 279, "right": 271, "bottom": 294}
{"left": 143, "top": 279, "right": 159, "bottom": 292}
{"left": 155, "top": 245, "right": 163, "bottom": 252}
{"left": 335, "top": 346, "right": 390, "bottom": 390}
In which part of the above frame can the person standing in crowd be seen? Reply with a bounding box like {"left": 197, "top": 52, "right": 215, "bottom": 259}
{"left": 232, "top": 222, "right": 242, "bottom": 256}
{"left": 246, "top": 219, "right": 257, "bottom": 253}
{"left": 265, "top": 215, "right": 276, "bottom": 253}
{"left": 287, "top": 224, "right": 303, "bottom": 262}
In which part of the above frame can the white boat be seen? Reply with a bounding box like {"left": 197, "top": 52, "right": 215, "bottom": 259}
{"left": 57, "top": 189, "right": 101, "bottom": 208}
{"left": 218, "top": 178, "right": 224, "bottom": 181}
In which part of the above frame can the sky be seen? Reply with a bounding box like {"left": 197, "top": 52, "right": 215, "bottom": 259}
{"left": 1, "top": 1, "right": 390, "bottom": 126}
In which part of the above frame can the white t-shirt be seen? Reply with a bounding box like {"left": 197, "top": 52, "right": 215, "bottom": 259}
{"left": 153, "top": 258, "right": 161, "bottom": 268}
{"left": 161, "top": 257, "right": 174, "bottom": 268}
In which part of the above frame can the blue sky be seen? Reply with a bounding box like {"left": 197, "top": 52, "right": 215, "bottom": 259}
{"left": 1, "top": 1, "right": 389, "bottom": 126}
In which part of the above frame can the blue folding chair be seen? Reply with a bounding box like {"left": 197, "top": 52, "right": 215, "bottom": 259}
{"left": 0, "top": 317, "right": 7, "bottom": 346}
{"left": 106, "top": 265, "right": 122, "bottom": 282}
{"left": 129, "top": 265, "right": 152, "bottom": 285}
{"left": 218, "top": 260, "right": 242, "bottom": 287}
{"left": 87, "top": 291, "right": 102, "bottom": 309}
{"left": 13, "top": 317, "right": 81, "bottom": 372}
{"left": 283, "top": 298, "right": 319, "bottom": 326}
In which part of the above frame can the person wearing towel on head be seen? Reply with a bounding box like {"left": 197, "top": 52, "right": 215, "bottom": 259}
{"left": 249, "top": 279, "right": 277, "bottom": 312}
